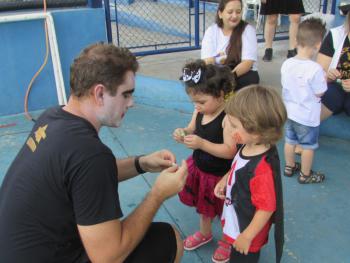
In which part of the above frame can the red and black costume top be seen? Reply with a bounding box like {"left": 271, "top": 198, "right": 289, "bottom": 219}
{"left": 221, "top": 145, "right": 284, "bottom": 263}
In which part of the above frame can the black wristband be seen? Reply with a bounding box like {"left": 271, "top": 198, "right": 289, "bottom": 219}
{"left": 134, "top": 155, "right": 146, "bottom": 174}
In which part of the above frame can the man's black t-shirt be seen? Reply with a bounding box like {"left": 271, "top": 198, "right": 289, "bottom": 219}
{"left": 0, "top": 107, "right": 123, "bottom": 263}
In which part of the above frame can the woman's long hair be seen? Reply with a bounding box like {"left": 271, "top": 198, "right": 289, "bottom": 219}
{"left": 225, "top": 20, "right": 248, "bottom": 69}
{"left": 346, "top": 12, "right": 350, "bottom": 32}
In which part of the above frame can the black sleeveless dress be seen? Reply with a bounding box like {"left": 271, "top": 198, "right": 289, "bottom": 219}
{"left": 260, "top": 0, "right": 305, "bottom": 15}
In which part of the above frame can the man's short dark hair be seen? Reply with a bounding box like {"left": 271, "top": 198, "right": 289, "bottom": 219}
{"left": 297, "top": 18, "right": 326, "bottom": 48}
{"left": 70, "top": 43, "right": 139, "bottom": 97}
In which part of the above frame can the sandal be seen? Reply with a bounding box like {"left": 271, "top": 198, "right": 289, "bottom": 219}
{"left": 284, "top": 162, "right": 301, "bottom": 177}
{"left": 298, "top": 170, "right": 325, "bottom": 184}
{"left": 184, "top": 231, "right": 213, "bottom": 251}
{"left": 212, "top": 240, "right": 231, "bottom": 263}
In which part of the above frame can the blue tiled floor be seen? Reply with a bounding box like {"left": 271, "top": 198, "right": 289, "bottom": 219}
{"left": 1, "top": 104, "right": 349, "bottom": 262}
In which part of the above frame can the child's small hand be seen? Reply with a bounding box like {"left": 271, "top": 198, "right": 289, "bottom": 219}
{"left": 214, "top": 177, "right": 227, "bottom": 199}
{"left": 173, "top": 128, "right": 185, "bottom": 143}
{"left": 233, "top": 233, "right": 252, "bottom": 255}
{"left": 183, "top": 134, "right": 203, "bottom": 149}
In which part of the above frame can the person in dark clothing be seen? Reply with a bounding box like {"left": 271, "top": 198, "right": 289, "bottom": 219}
{"left": 0, "top": 43, "right": 188, "bottom": 263}
{"left": 317, "top": 2, "right": 350, "bottom": 120}
{"left": 260, "top": 0, "right": 305, "bottom": 61}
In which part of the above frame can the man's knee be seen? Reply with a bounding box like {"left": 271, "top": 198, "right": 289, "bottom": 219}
{"left": 171, "top": 225, "right": 183, "bottom": 263}
{"left": 124, "top": 222, "right": 179, "bottom": 263}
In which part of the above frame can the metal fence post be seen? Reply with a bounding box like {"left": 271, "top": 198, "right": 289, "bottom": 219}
{"left": 103, "top": 0, "right": 113, "bottom": 43}
{"left": 331, "top": 0, "right": 337, "bottom": 14}
{"left": 194, "top": 0, "right": 200, "bottom": 48}
{"left": 322, "top": 0, "right": 327, "bottom": 13}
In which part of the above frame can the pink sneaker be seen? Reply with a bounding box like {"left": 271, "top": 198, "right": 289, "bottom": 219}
{"left": 183, "top": 231, "right": 213, "bottom": 250}
{"left": 212, "top": 240, "right": 231, "bottom": 263}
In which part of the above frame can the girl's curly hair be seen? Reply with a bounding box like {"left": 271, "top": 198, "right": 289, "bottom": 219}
{"left": 181, "top": 59, "right": 236, "bottom": 97}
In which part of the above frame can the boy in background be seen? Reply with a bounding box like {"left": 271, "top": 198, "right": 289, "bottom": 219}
{"left": 281, "top": 18, "right": 327, "bottom": 184}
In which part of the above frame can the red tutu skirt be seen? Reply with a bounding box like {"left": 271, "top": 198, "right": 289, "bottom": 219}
{"left": 178, "top": 156, "right": 225, "bottom": 218}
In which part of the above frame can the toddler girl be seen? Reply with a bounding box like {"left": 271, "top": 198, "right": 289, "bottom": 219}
{"left": 173, "top": 60, "right": 236, "bottom": 263}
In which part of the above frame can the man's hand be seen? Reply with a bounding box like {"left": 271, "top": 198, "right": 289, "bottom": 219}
{"left": 183, "top": 134, "right": 203, "bottom": 149}
{"left": 139, "top": 150, "right": 176, "bottom": 173}
{"left": 233, "top": 232, "right": 252, "bottom": 255}
{"left": 152, "top": 160, "right": 188, "bottom": 200}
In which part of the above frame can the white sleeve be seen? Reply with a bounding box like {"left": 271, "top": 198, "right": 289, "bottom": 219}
{"left": 201, "top": 25, "right": 216, "bottom": 59}
{"left": 311, "top": 66, "right": 328, "bottom": 95}
{"left": 241, "top": 25, "right": 258, "bottom": 62}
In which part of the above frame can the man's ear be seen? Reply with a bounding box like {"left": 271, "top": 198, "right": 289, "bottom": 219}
{"left": 92, "top": 84, "right": 105, "bottom": 106}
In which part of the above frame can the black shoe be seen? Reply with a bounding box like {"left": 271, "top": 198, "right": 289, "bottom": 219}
{"left": 263, "top": 48, "right": 273, "bottom": 62}
{"left": 287, "top": 48, "right": 297, "bottom": 58}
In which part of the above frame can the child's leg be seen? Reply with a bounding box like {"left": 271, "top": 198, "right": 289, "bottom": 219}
{"left": 297, "top": 123, "right": 326, "bottom": 184}
{"left": 299, "top": 148, "right": 325, "bottom": 184}
{"left": 199, "top": 214, "right": 212, "bottom": 236}
{"left": 300, "top": 149, "right": 314, "bottom": 176}
{"left": 284, "top": 142, "right": 301, "bottom": 177}
{"left": 284, "top": 142, "right": 296, "bottom": 167}
{"left": 183, "top": 214, "right": 213, "bottom": 250}
{"left": 295, "top": 144, "right": 303, "bottom": 155}
{"left": 212, "top": 234, "right": 231, "bottom": 263}
{"left": 230, "top": 249, "right": 260, "bottom": 263}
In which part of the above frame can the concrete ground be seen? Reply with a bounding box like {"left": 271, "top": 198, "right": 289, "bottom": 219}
{"left": 137, "top": 40, "right": 288, "bottom": 91}
{"left": 0, "top": 40, "right": 349, "bottom": 262}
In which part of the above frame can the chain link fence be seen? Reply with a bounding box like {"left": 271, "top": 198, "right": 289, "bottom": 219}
{"left": 111, "top": 0, "right": 193, "bottom": 52}
{"left": 108, "top": 0, "right": 336, "bottom": 55}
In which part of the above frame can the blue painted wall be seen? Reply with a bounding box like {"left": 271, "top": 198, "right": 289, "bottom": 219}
{"left": 0, "top": 8, "right": 107, "bottom": 116}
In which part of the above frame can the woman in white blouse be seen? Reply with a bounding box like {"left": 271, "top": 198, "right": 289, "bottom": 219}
{"left": 201, "top": 0, "right": 259, "bottom": 90}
